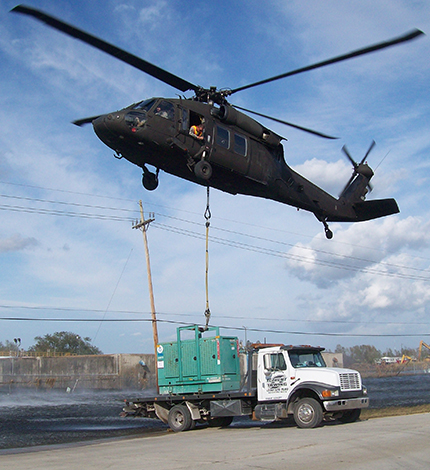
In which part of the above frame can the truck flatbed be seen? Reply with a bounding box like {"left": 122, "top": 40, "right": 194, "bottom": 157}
{"left": 125, "top": 389, "right": 256, "bottom": 406}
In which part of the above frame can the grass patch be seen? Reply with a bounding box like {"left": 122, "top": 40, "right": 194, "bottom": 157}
{"left": 362, "top": 404, "right": 430, "bottom": 419}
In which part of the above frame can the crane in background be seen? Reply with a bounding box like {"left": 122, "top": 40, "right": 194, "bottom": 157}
{"left": 418, "top": 341, "right": 430, "bottom": 361}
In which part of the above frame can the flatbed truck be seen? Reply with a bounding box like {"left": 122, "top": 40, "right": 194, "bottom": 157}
{"left": 122, "top": 325, "right": 368, "bottom": 431}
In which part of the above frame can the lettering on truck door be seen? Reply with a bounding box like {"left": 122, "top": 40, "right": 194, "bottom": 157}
{"left": 258, "top": 352, "right": 290, "bottom": 401}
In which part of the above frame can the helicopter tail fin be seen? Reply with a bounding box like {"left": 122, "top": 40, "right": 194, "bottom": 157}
{"left": 351, "top": 198, "right": 399, "bottom": 221}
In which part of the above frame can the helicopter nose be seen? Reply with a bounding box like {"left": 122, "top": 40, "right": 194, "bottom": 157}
{"left": 92, "top": 113, "right": 124, "bottom": 147}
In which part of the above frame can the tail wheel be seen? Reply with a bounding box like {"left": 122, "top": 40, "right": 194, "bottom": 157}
{"left": 167, "top": 404, "right": 192, "bottom": 432}
{"left": 293, "top": 397, "right": 323, "bottom": 428}
{"left": 194, "top": 160, "right": 212, "bottom": 180}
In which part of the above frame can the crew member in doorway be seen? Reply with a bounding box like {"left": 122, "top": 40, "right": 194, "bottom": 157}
{"left": 189, "top": 121, "right": 204, "bottom": 140}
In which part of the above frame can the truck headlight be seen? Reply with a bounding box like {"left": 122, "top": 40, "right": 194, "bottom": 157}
{"left": 363, "top": 386, "right": 368, "bottom": 395}
{"left": 322, "top": 389, "right": 339, "bottom": 398}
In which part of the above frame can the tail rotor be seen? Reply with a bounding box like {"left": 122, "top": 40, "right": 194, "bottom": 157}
{"left": 340, "top": 140, "right": 375, "bottom": 198}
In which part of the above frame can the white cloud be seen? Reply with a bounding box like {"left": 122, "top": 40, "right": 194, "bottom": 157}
{"left": 0, "top": 234, "right": 39, "bottom": 253}
{"left": 286, "top": 216, "right": 430, "bottom": 286}
{"left": 292, "top": 158, "right": 351, "bottom": 196}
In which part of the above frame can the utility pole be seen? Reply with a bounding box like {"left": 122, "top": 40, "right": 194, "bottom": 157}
{"left": 132, "top": 200, "right": 158, "bottom": 390}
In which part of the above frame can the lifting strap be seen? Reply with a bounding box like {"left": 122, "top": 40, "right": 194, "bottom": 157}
{"left": 203, "top": 186, "right": 211, "bottom": 330}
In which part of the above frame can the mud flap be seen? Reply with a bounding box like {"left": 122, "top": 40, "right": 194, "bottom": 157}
{"left": 185, "top": 401, "right": 202, "bottom": 420}
{"left": 154, "top": 403, "right": 169, "bottom": 424}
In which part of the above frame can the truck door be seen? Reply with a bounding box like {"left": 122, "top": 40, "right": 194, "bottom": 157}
{"left": 257, "top": 351, "right": 290, "bottom": 401}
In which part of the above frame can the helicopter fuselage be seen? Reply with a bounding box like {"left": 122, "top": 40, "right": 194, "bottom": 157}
{"left": 93, "top": 97, "right": 369, "bottom": 224}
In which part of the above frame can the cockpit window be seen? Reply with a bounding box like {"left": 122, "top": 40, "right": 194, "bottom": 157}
{"left": 154, "top": 100, "right": 174, "bottom": 120}
{"left": 288, "top": 350, "right": 326, "bottom": 368}
{"left": 133, "top": 99, "right": 156, "bottom": 112}
{"left": 125, "top": 111, "right": 148, "bottom": 129}
{"left": 127, "top": 99, "right": 156, "bottom": 129}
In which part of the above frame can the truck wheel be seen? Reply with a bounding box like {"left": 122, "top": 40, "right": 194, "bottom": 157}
{"left": 339, "top": 409, "right": 361, "bottom": 423}
{"left": 293, "top": 398, "right": 323, "bottom": 429}
{"left": 207, "top": 416, "right": 233, "bottom": 428}
{"left": 168, "top": 404, "right": 192, "bottom": 432}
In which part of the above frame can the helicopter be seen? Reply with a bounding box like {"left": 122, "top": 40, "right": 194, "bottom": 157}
{"left": 12, "top": 5, "right": 424, "bottom": 238}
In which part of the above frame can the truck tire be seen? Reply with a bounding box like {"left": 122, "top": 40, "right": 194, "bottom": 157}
{"left": 339, "top": 408, "right": 361, "bottom": 423}
{"left": 207, "top": 416, "right": 234, "bottom": 428}
{"left": 168, "top": 404, "right": 192, "bottom": 432}
{"left": 293, "top": 398, "right": 323, "bottom": 428}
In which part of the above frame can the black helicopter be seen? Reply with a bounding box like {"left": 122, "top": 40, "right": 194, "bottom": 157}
{"left": 12, "top": 5, "right": 424, "bottom": 238}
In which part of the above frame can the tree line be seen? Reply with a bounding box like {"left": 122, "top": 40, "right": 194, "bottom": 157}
{"left": 1, "top": 332, "right": 428, "bottom": 363}
{"left": 0, "top": 331, "right": 102, "bottom": 355}
{"left": 334, "top": 344, "right": 428, "bottom": 366}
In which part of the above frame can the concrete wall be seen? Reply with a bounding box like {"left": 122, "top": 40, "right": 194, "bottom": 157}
{"left": 0, "top": 351, "right": 343, "bottom": 392}
{"left": 0, "top": 354, "right": 156, "bottom": 392}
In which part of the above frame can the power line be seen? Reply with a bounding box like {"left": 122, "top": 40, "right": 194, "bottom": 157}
{"left": 4, "top": 181, "right": 429, "bottom": 265}
{"left": 0, "top": 316, "right": 427, "bottom": 338}
{"left": 2, "top": 303, "right": 430, "bottom": 325}
{"left": 152, "top": 222, "right": 430, "bottom": 282}
{"left": 1, "top": 192, "right": 430, "bottom": 280}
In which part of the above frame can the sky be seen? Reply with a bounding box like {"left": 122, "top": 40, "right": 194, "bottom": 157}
{"left": 1, "top": 0, "right": 429, "bottom": 355}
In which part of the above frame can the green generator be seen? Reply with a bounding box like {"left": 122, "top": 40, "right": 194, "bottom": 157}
{"left": 157, "top": 325, "right": 241, "bottom": 394}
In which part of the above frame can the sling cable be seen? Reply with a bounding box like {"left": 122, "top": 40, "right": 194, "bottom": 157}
{"left": 203, "top": 186, "right": 211, "bottom": 331}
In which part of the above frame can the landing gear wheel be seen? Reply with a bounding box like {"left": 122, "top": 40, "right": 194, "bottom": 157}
{"left": 339, "top": 409, "right": 361, "bottom": 423}
{"left": 194, "top": 160, "right": 212, "bottom": 180}
{"left": 293, "top": 398, "right": 323, "bottom": 428}
{"left": 168, "top": 404, "right": 192, "bottom": 432}
{"left": 142, "top": 171, "right": 158, "bottom": 191}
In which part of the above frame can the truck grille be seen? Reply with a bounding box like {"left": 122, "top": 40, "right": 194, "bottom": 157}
{"left": 339, "top": 372, "right": 361, "bottom": 391}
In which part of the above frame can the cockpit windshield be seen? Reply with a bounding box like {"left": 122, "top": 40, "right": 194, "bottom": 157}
{"left": 133, "top": 99, "right": 156, "bottom": 111}
{"left": 288, "top": 350, "right": 326, "bottom": 368}
{"left": 126, "top": 99, "right": 156, "bottom": 129}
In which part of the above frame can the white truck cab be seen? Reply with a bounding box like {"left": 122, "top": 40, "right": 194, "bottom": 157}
{"left": 254, "top": 345, "right": 368, "bottom": 427}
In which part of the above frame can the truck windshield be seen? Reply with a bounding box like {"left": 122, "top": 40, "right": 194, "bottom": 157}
{"left": 288, "top": 350, "right": 326, "bottom": 368}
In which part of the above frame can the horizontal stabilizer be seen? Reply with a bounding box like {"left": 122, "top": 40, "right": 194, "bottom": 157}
{"left": 353, "top": 198, "right": 399, "bottom": 221}
{"left": 325, "top": 198, "right": 399, "bottom": 223}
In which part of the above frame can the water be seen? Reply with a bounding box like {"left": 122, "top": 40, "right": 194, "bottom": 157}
{"left": 0, "top": 391, "right": 166, "bottom": 451}
{"left": 1, "top": 374, "right": 430, "bottom": 451}
{"left": 364, "top": 373, "right": 430, "bottom": 408}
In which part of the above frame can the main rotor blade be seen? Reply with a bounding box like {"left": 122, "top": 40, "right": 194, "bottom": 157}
{"left": 233, "top": 105, "right": 338, "bottom": 139}
{"left": 230, "top": 29, "right": 424, "bottom": 95}
{"left": 11, "top": 5, "right": 199, "bottom": 93}
{"left": 72, "top": 115, "right": 102, "bottom": 127}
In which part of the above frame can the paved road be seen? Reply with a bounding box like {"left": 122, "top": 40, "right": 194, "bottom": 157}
{"left": 1, "top": 413, "right": 429, "bottom": 469}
